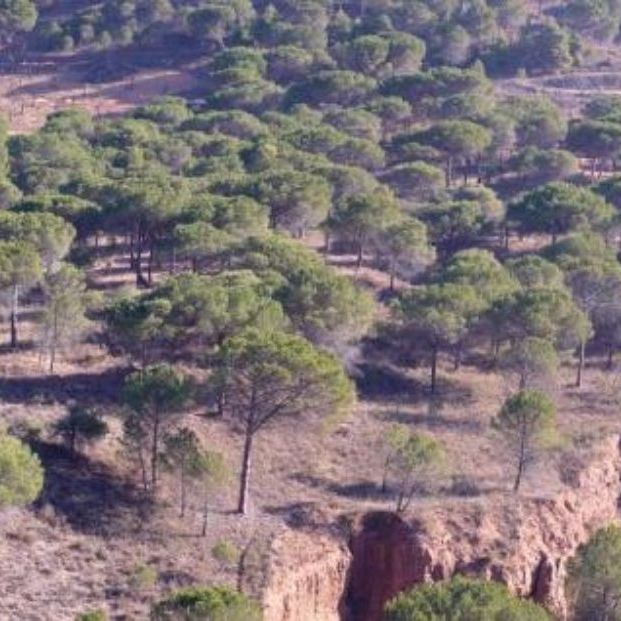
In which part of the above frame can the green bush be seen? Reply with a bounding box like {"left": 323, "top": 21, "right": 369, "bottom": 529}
{"left": 211, "top": 540, "right": 240, "bottom": 567}
{"left": 75, "top": 611, "right": 107, "bottom": 621}
{"left": 0, "top": 434, "right": 44, "bottom": 507}
{"left": 129, "top": 564, "right": 158, "bottom": 590}
{"left": 384, "top": 576, "right": 550, "bottom": 620}
{"left": 151, "top": 586, "right": 262, "bottom": 621}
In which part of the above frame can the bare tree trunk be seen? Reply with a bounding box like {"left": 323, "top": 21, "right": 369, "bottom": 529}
{"left": 356, "top": 242, "right": 363, "bottom": 269}
{"left": 10, "top": 284, "right": 18, "bottom": 349}
{"left": 453, "top": 343, "right": 462, "bottom": 371}
{"left": 430, "top": 346, "right": 438, "bottom": 394}
{"left": 201, "top": 495, "right": 208, "bottom": 536}
{"left": 49, "top": 307, "right": 58, "bottom": 374}
{"left": 238, "top": 424, "right": 254, "bottom": 515}
{"left": 514, "top": 432, "right": 527, "bottom": 491}
{"left": 180, "top": 467, "right": 186, "bottom": 517}
{"left": 236, "top": 537, "right": 255, "bottom": 593}
{"left": 147, "top": 237, "right": 154, "bottom": 286}
{"left": 150, "top": 415, "right": 160, "bottom": 494}
{"left": 445, "top": 157, "right": 453, "bottom": 188}
{"left": 138, "top": 446, "right": 148, "bottom": 493}
{"left": 576, "top": 339, "right": 585, "bottom": 388}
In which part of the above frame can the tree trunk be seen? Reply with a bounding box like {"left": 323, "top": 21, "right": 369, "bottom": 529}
{"left": 453, "top": 343, "right": 462, "bottom": 371}
{"left": 69, "top": 426, "right": 77, "bottom": 456}
{"left": 430, "top": 346, "right": 438, "bottom": 394}
{"left": 49, "top": 307, "right": 58, "bottom": 374}
{"left": 150, "top": 415, "right": 160, "bottom": 494}
{"left": 129, "top": 232, "right": 135, "bottom": 269}
{"left": 576, "top": 339, "right": 585, "bottom": 388}
{"left": 381, "top": 454, "right": 393, "bottom": 494}
{"left": 237, "top": 426, "right": 254, "bottom": 515}
{"left": 607, "top": 344, "right": 614, "bottom": 370}
{"left": 10, "top": 284, "right": 18, "bottom": 349}
{"left": 389, "top": 260, "right": 396, "bottom": 291}
{"left": 356, "top": 242, "right": 363, "bottom": 269}
{"left": 514, "top": 432, "right": 527, "bottom": 492}
{"left": 147, "top": 237, "right": 155, "bottom": 286}
{"left": 135, "top": 234, "right": 143, "bottom": 286}
{"left": 180, "top": 467, "right": 186, "bottom": 518}
{"left": 445, "top": 157, "right": 453, "bottom": 188}
{"left": 138, "top": 445, "right": 148, "bottom": 493}
{"left": 201, "top": 496, "right": 208, "bottom": 536}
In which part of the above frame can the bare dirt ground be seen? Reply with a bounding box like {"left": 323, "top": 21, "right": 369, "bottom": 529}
{"left": 0, "top": 59, "right": 200, "bottom": 134}
{"left": 0, "top": 236, "right": 617, "bottom": 619}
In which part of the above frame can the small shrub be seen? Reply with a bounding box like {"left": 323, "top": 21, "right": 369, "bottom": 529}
{"left": 447, "top": 474, "right": 481, "bottom": 497}
{"left": 151, "top": 586, "right": 262, "bottom": 620}
{"left": 75, "top": 611, "right": 107, "bottom": 621}
{"left": 0, "top": 433, "right": 44, "bottom": 507}
{"left": 211, "top": 540, "right": 240, "bottom": 567}
{"left": 129, "top": 564, "right": 158, "bottom": 590}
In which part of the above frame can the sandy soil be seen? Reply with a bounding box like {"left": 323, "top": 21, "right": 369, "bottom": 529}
{"left": 0, "top": 61, "right": 200, "bottom": 134}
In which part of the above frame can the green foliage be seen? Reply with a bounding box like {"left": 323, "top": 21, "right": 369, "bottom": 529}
{"left": 441, "top": 249, "right": 517, "bottom": 305}
{"left": 216, "top": 328, "right": 354, "bottom": 513}
{"left": 75, "top": 611, "right": 107, "bottom": 621}
{"left": 328, "top": 187, "right": 402, "bottom": 265}
{"left": 239, "top": 235, "right": 375, "bottom": 346}
{"left": 122, "top": 364, "right": 192, "bottom": 492}
{"left": 0, "top": 0, "right": 37, "bottom": 40}
{"left": 211, "top": 540, "right": 240, "bottom": 566}
{"left": 151, "top": 586, "right": 262, "bottom": 621}
{"left": 41, "top": 263, "right": 95, "bottom": 372}
{"left": 382, "top": 426, "right": 445, "bottom": 513}
{"left": 568, "top": 525, "right": 621, "bottom": 621}
{"left": 397, "top": 282, "right": 485, "bottom": 392}
{"left": 567, "top": 120, "right": 621, "bottom": 159}
{"left": 129, "top": 563, "right": 158, "bottom": 590}
{"left": 0, "top": 433, "right": 43, "bottom": 507}
{"left": 505, "top": 255, "right": 565, "bottom": 290}
{"left": 501, "top": 337, "right": 560, "bottom": 390}
{"left": 493, "top": 390, "right": 558, "bottom": 491}
{"left": 54, "top": 406, "right": 108, "bottom": 455}
{"left": 508, "top": 182, "right": 614, "bottom": 243}
{"left": 384, "top": 576, "right": 551, "bottom": 620}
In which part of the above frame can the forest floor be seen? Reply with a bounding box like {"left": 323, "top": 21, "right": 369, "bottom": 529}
{"left": 0, "top": 48, "right": 203, "bottom": 134}
{"left": 0, "top": 34, "right": 619, "bottom": 619}
{"left": 0, "top": 235, "right": 619, "bottom": 619}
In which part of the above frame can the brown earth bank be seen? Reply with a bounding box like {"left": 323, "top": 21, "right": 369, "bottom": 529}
{"left": 260, "top": 435, "right": 621, "bottom": 621}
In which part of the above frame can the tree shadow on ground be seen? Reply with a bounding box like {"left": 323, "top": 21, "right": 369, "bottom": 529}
{"left": 289, "top": 472, "right": 388, "bottom": 501}
{"left": 380, "top": 406, "right": 484, "bottom": 433}
{"left": 32, "top": 440, "right": 150, "bottom": 537}
{"left": 355, "top": 362, "right": 427, "bottom": 404}
{"left": 0, "top": 367, "right": 129, "bottom": 405}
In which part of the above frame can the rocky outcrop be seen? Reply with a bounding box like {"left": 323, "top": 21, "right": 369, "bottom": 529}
{"left": 262, "top": 436, "right": 621, "bottom": 621}
{"left": 261, "top": 530, "right": 351, "bottom": 621}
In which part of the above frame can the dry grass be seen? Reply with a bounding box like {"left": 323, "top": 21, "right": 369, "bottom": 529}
{"left": 0, "top": 60, "right": 200, "bottom": 135}
{"left": 0, "top": 235, "right": 616, "bottom": 618}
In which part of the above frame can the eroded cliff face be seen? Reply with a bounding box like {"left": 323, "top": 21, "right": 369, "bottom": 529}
{"left": 261, "top": 529, "right": 352, "bottom": 621}
{"left": 261, "top": 435, "right": 621, "bottom": 621}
